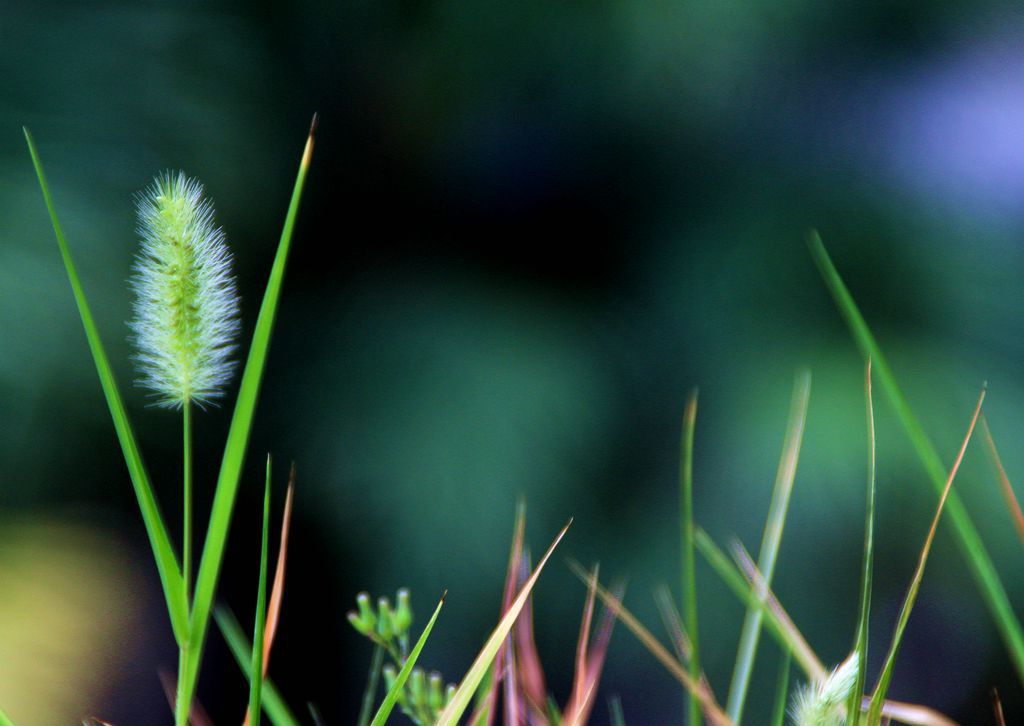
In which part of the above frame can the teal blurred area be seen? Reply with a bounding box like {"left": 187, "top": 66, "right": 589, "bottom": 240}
{"left": 4, "top": 0, "right": 1024, "bottom": 722}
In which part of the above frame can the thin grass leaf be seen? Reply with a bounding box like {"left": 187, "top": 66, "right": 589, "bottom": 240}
{"left": 848, "top": 360, "right": 877, "bottom": 725}
{"left": 182, "top": 116, "right": 317, "bottom": 717}
{"left": 867, "top": 385, "right": 985, "bottom": 722}
{"left": 695, "top": 529, "right": 825, "bottom": 680}
{"left": 726, "top": 369, "right": 811, "bottom": 722}
{"left": 214, "top": 608, "right": 302, "bottom": 726}
{"left": 357, "top": 646, "right": 385, "bottom": 726}
{"left": 980, "top": 416, "right": 1024, "bottom": 547}
{"left": 437, "top": 520, "right": 573, "bottom": 726}
{"left": 771, "top": 650, "right": 791, "bottom": 726}
{"left": 680, "top": 388, "right": 701, "bottom": 726}
{"left": 370, "top": 594, "right": 446, "bottom": 726}
{"left": 246, "top": 459, "right": 273, "bottom": 726}
{"left": 245, "top": 467, "right": 294, "bottom": 726}
{"left": 484, "top": 502, "right": 527, "bottom": 725}
{"left": 992, "top": 689, "right": 1006, "bottom": 726}
{"left": 0, "top": 706, "right": 13, "bottom": 726}
{"left": 609, "top": 697, "right": 626, "bottom": 726}
{"left": 24, "top": 128, "right": 188, "bottom": 644}
{"left": 567, "top": 560, "right": 733, "bottom": 726}
{"left": 808, "top": 231, "right": 1024, "bottom": 682}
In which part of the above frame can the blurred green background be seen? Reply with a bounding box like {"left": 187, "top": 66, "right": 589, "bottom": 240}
{"left": 4, "top": 0, "right": 1024, "bottom": 722}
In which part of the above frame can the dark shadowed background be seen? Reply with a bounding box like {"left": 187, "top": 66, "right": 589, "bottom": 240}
{"left": 3, "top": 0, "right": 1024, "bottom": 723}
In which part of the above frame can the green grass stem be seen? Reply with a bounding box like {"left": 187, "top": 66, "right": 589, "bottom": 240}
{"left": 214, "top": 608, "right": 301, "bottom": 726}
{"left": 725, "top": 370, "right": 811, "bottom": 722}
{"left": 180, "top": 117, "right": 316, "bottom": 718}
{"left": 247, "top": 458, "right": 272, "bottom": 725}
{"left": 847, "top": 360, "right": 876, "bottom": 725}
{"left": 680, "top": 389, "right": 701, "bottom": 726}
{"left": 770, "top": 650, "right": 790, "bottom": 726}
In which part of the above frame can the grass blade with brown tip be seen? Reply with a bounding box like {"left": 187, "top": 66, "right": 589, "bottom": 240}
{"left": 980, "top": 416, "right": 1024, "bottom": 547}
{"left": 867, "top": 386, "right": 986, "bottom": 723}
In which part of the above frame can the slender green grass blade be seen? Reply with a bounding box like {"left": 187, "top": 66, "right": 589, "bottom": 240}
{"left": 609, "top": 697, "right": 626, "bottom": 726}
{"left": 847, "top": 360, "right": 877, "bottom": 725}
{"left": 680, "top": 389, "right": 701, "bottom": 726}
{"left": 247, "top": 459, "right": 272, "bottom": 725}
{"left": 370, "top": 595, "right": 446, "bottom": 726}
{"left": 182, "top": 117, "right": 317, "bottom": 712}
{"left": 0, "top": 706, "right": 13, "bottom": 726}
{"left": 436, "top": 520, "right": 572, "bottom": 726}
{"left": 23, "top": 127, "right": 188, "bottom": 645}
{"left": 695, "top": 529, "right": 824, "bottom": 681}
{"left": 770, "top": 650, "right": 790, "bottom": 726}
{"left": 725, "top": 370, "right": 811, "bottom": 722}
{"left": 213, "top": 608, "right": 301, "bottom": 726}
{"left": 808, "top": 231, "right": 1024, "bottom": 683}
{"left": 357, "top": 645, "right": 385, "bottom": 726}
{"left": 867, "top": 386, "right": 985, "bottom": 723}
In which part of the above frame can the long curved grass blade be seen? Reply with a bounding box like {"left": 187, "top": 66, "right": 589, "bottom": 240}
{"left": 680, "top": 389, "right": 701, "bottom": 726}
{"left": 370, "top": 594, "right": 446, "bottom": 726}
{"left": 980, "top": 416, "right": 1024, "bottom": 547}
{"left": 725, "top": 370, "right": 811, "bottom": 721}
{"left": 567, "top": 560, "right": 733, "bottom": 726}
{"left": 245, "top": 460, "right": 273, "bottom": 725}
{"left": 848, "top": 360, "right": 877, "bottom": 724}
{"left": 182, "top": 116, "right": 317, "bottom": 713}
{"left": 23, "top": 128, "right": 188, "bottom": 644}
{"left": 437, "top": 520, "right": 573, "bottom": 726}
{"left": 808, "top": 232, "right": 1024, "bottom": 682}
{"left": 771, "top": 650, "right": 791, "bottom": 726}
{"left": 213, "top": 608, "right": 301, "bottom": 726}
{"left": 867, "top": 386, "right": 985, "bottom": 722}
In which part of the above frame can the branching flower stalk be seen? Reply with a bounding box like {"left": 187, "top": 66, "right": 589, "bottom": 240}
{"left": 130, "top": 172, "right": 240, "bottom": 726}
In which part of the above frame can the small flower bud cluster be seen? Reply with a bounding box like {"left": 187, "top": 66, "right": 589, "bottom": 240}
{"left": 382, "top": 664, "right": 456, "bottom": 724}
{"left": 347, "top": 589, "right": 414, "bottom": 652}
{"left": 348, "top": 589, "right": 456, "bottom": 726}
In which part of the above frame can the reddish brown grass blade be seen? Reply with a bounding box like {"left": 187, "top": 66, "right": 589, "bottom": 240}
{"left": 513, "top": 551, "right": 548, "bottom": 716}
{"left": 992, "top": 689, "right": 1006, "bottom": 726}
{"left": 567, "top": 560, "right": 733, "bottom": 726}
{"left": 242, "top": 469, "right": 295, "bottom": 726}
{"left": 485, "top": 503, "right": 527, "bottom": 726}
{"left": 980, "top": 416, "right": 1024, "bottom": 547}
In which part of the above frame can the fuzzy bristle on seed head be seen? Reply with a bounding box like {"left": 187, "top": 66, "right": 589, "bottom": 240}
{"left": 791, "top": 653, "right": 859, "bottom": 726}
{"left": 129, "top": 171, "right": 240, "bottom": 408}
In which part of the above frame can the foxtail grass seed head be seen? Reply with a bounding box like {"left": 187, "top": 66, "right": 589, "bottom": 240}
{"left": 129, "top": 172, "right": 240, "bottom": 408}
{"left": 791, "top": 653, "right": 859, "bottom": 726}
